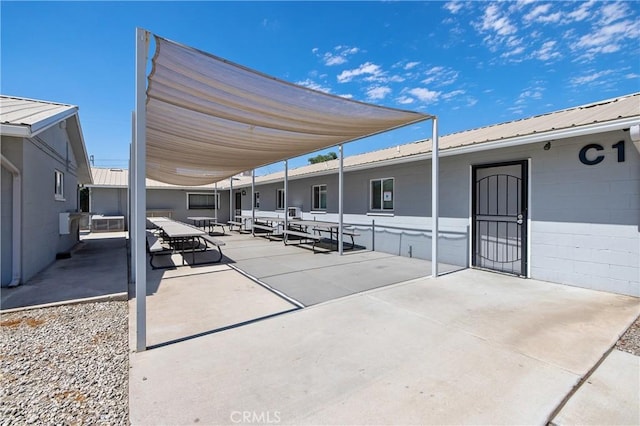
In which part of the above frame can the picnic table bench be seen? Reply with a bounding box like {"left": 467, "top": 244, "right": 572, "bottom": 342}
{"left": 227, "top": 220, "right": 244, "bottom": 232}
{"left": 252, "top": 223, "right": 282, "bottom": 240}
{"left": 282, "top": 229, "right": 322, "bottom": 253}
{"left": 312, "top": 226, "right": 360, "bottom": 250}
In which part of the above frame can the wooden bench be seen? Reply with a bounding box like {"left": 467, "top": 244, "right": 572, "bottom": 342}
{"left": 282, "top": 229, "right": 322, "bottom": 253}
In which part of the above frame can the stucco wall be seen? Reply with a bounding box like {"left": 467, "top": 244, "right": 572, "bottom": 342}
{"left": 91, "top": 187, "right": 127, "bottom": 216}
{"left": 20, "top": 125, "right": 81, "bottom": 283}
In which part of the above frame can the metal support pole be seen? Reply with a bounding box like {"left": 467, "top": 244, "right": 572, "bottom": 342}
{"left": 129, "top": 116, "right": 135, "bottom": 283}
{"left": 338, "top": 144, "right": 344, "bottom": 255}
{"left": 251, "top": 169, "right": 255, "bottom": 231}
{"left": 134, "top": 27, "right": 148, "bottom": 352}
{"left": 284, "top": 160, "right": 289, "bottom": 230}
{"left": 229, "top": 178, "right": 234, "bottom": 222}
{"left": 214, "top": 182, "right": 218, "bottom": 223}
{"left": 372, "top": 220, "right": 375, "bottom": 252}
{"left": 431, "top": 117, "right": 439, "bottom": 278}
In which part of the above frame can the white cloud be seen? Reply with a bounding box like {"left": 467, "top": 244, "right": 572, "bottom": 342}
{"left": 295, "top": 79, "right": 332, "bottom": 94}
{"left": 404, "top": 61, "right": 420, "bottom": 70}
{"left": 396, "top": 96, "right": 415, "bottom": 105}
{"left": 316, "top": 45, "right": 361, "bottom": 66}
{"left": 479, "top": 4, "right": 517, "bottom": 37}
{"left": 575, "top": 19, "right": 640, "bottom": 59}
{"left": 324, "top": 54, "right": 347, "bottom": 66}
{"left": 570, "top": 70, "right": 614, "bottom": 86}
{"left": 407, "top": 88, "right": 441, "bottom": 103}
{"left": 565, "top": 0, "right": 595, "bottom": 22}
{"left": 366, "top": 86, "right": 392, "bottom": 100}
{"left": 441, "top": 90, "right": 466, "bottom": 100}
{"left": 531, "top": 40, "right": 561, "bottom": 61}
{"left": 516, "top": 89, "right": 543, "bottom": 104}
{"left": 422, "top": 66, "right": 459, "bottom": 86}
{"left": 444, "top": 1, "right": 463, "bottom": 14}
{"left": 600, "top": 2, "right": 627, "bottom": 25}
{"left": 337, "top": 62, "right": 383, "bottom": 83}
{"left": 523, "top": 3, "right": 551, "bottom": 22}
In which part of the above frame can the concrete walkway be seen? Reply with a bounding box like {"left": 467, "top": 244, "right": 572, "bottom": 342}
{"left": 0, "top": 232, "right": 128, "bottom": 311}
{"left": 551, "top": 349, "right": 640, "bottom": 425}
{"left": 130, "top": 268, "right": 639, "bottom": 425}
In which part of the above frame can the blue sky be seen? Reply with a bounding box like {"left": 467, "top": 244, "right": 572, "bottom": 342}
{"left": 2, "top": 1, "right": 639, "bottom": 174}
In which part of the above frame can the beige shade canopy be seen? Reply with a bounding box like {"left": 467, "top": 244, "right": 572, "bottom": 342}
{"left": 145, "top": 35, "right": 433, "bottom": 185}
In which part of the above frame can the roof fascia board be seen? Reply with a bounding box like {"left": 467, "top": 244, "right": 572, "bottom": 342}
{"left": 67, "top": 113, "right": 93, "bottom": 184}
{"left": 0, "top": 124, "right": 30, "bottom": 137}
{"left": 440, "top": 116, "right": 640, "bottom": 158}
{"left": 29, "top": 108, "right": 78, "bottom": 137}
{"left": 232, "top": 116, "right": 640, "bottom": 188}
{"left": 1, "top": 108, "right": 77, "bottom": 138}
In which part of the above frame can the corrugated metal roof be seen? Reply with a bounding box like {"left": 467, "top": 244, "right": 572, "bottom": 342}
{"left": 90, "top": 167, "right": 217, "bottom": 189}
{"left": 439, "top": 93, "right": 640, "bottom": 150}
{"left": 0, "top": 95, "right": 78, "bottom": 137}
{"left": 244, "top": 92, "right": 640, "bottom": 185}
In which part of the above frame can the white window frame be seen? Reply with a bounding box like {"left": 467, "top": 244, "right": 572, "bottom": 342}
{"left": 370, "top": 177, "right": 394, "bottom": 211}
{"left": 186, "top": 192, "right": 219, "bottom": 210}
{"left": 312, "top": 184, "right": 327, "bottom": 211}
{"left": 276, "top": 188, "right": 285, "bottom": 210}
{"left": 54, "top": 169, "right": 65, "bottom": 201}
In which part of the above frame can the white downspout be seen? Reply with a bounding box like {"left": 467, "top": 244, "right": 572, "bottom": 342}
{"left": 431, "top": 117, "right": 439, "bottom": 278}
{"left": 1, "top": 154, "right": 21, "bottom": 287}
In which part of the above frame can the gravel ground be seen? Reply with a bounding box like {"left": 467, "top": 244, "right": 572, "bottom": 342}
{"left": 615, "top": 314, "right": 640, "bottom": 357}
{"left": 0, "top": 301, "right": 128, "bottom": 425}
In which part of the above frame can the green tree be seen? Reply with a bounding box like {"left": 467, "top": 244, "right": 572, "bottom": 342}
{"left": 308, "top": 151, "right": 338, "bottom": 164}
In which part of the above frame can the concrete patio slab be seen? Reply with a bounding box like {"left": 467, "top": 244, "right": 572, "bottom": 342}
{"left": 130, "top": 269, "right": 639, "bottom": 425}
{"left": 137, "top": 265, "right": 298, "bottom": 348}
{"left": 371, "top": 268, "right": 639, "bottom": 375}
{"left": 551, "top": 349, "right": 640, "bottom": 426}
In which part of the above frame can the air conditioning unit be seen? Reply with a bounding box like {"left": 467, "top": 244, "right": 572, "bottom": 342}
{"left": 287, "top": 207, "right": 302, "bottom": 219}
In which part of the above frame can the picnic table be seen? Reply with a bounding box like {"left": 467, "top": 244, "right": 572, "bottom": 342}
{"left": 187, "top": 216, "right": 226, "bottom": 235}
{"left": 284, "top": 220, "right": 359, "bottom": 252}
{"left": 146, "top": 217, "right": 225, "bottom": 269}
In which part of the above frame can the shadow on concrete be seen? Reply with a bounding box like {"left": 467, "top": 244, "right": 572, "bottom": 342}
{"left": 1, "top": 234, "right": 128, "bottom": 311}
